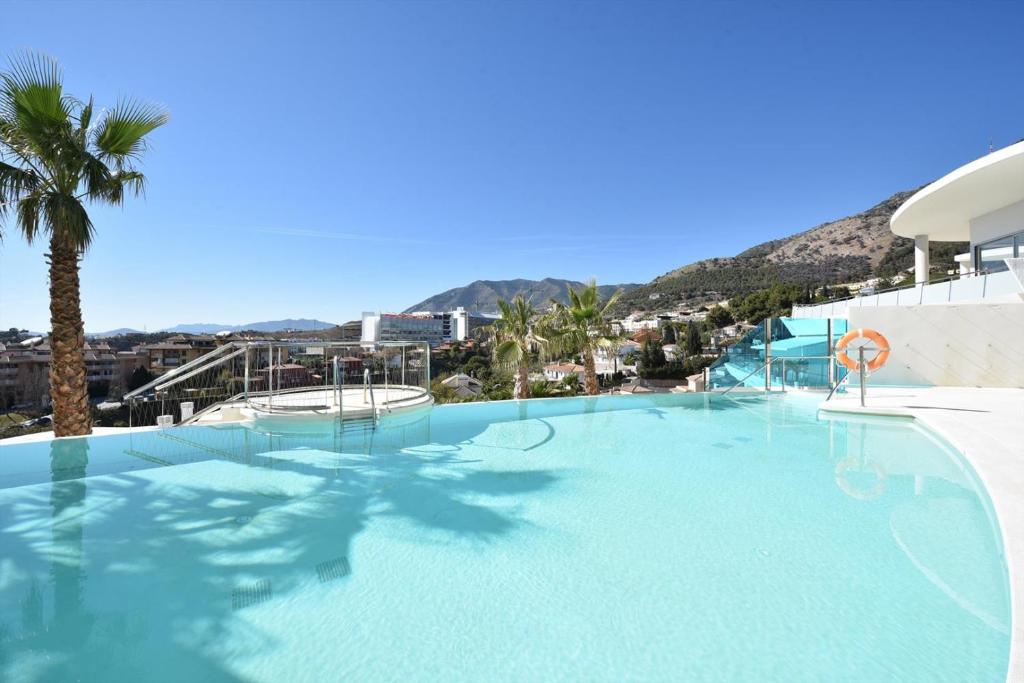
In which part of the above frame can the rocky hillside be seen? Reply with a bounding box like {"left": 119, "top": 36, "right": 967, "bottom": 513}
{"left": 404, "top": 278, "right": 640, "bottom": 314}
{"left": 613, "top": 188, "right": 967, "bottom": 314}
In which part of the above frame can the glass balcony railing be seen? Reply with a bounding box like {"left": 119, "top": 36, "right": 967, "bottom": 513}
{"left": 706, "top": 317, "right": 848, "bottom": 392}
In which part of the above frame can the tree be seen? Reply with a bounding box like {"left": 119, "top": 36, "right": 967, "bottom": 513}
{"left": 560, "top": 373, "right": 581, "bottom": 396}
{"left": 661, "top": 323, "right": 677, "bottom": 344}
{"left": 547, "top": 280, "right": 622, "bottom": 396}
{"left": 0, "top": 54, "right": 167, "bottom": 435}
{"left": 529, "top": 380, "right": 552, "bottom": 398}
{"left": 705, "top": 305, "right": 734, "bottom": 329}
{"left": 488, "top": 296, "right": 548, "bottom": 400}
{"left": 728, "top": 283, "right": 807, "bottom": 322}
{"left": 639, "top": 338, "right": 666, "bottom": 371}
{"left": 126, "top": 366, "right": 154, "bottom": 392}
{"left": 685, "top": 324, "right": 702, "bottom": 357}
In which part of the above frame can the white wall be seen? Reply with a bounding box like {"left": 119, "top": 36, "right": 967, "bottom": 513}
{"left": 970, "top": 198, "right": 1024, "bottom": 245}
{"left": 847, "top": 303, "right": 1024, "bottom": 388}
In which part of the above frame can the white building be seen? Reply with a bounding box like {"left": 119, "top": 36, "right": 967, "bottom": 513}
{"left": 616, "top": 316, "right": 661, "bottom": 333}
{"left": 792, "top": 140, "right": 1024, "bottom": 388}
{"left": 890, "top": 140, "right": 1024, "bottom": 281}
{"left": 544, "top": 363, "right": 586, "bottom": 383}
{"left": 361, "top": 306, "right": 493, "bottom": 347}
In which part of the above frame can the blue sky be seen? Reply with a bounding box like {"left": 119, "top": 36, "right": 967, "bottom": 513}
{"left": 1, "top": 0, "right": 1022, "bottom": 332}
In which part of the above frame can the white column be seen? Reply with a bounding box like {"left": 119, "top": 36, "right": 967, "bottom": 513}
{"left": 914, "top": 234, "right": 930, "bottom": 284}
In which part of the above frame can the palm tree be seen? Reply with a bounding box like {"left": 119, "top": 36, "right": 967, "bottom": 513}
{"left": 548, "top": 280, "right": 622, "bottom": 396}
{"left": 0, "top": 53, "right": 167, "bottom": 436}
{"left": 489, "top": 296, "right": 548, "bottom": 400}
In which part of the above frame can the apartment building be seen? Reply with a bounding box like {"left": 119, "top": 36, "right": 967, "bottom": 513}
{"left": 0, "top": 338, "right": 145, "bottom": 409}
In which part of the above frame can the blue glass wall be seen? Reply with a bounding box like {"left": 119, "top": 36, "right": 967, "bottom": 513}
{"left": 706, "top": 317, "right": 848, "bottom": 391}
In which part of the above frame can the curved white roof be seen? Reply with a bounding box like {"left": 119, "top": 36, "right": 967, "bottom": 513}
{"left": 890, "top": 140, "right": 1024, "bottom": 241}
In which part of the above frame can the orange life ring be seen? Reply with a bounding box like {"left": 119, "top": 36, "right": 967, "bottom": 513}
{"left": 835, "top": 328, "right": 890, "bottom": 372}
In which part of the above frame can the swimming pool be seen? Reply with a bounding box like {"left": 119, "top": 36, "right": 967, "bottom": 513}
{"left": 0, "top": 393, "right": 1010, "bottom": 682}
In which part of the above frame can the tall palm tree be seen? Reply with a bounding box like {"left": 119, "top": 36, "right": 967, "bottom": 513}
{"left": 0, "top": 53, "right": 167, "bottom": 436}
{"left": 489, "top": 296, "right": 548, "bottom": 400}
{"left": 548, "top": 280, "right": 622, "bottom": 396}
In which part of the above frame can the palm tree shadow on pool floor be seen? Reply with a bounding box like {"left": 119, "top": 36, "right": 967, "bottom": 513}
{"left": 0, "top": 427, "right": 563, "bottom": 682}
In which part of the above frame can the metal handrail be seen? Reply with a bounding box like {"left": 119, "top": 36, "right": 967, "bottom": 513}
{"left": 364, "top": 368, "right": 377, "bottom": 424}
{"left": 824, "top": 372, "right": 852, "bottom": 402}
{"left": 124, "top": 341, "right": 241, "bottom": 399}
{"left": 179, "top": 391, "right": 246, "bottom": 425}
{"left": 792, "top": 267, "right": 998, "bottom": 309}
{"left": 825, "top": 345, "right": 888, "bottom": 406}
{"left": 153, "top": 347, "right": 247, "bottom": 392}
{"left": 715, "top": 359, "right": 774, "bottom": 397}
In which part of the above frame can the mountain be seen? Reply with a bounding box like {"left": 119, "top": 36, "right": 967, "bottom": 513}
{"left": 404, "top": 278, "right": 641, "bottom": 314}
{"left": 611, "top": 188, "right": 968, "bottom": 314}
{"left": 159, "top": 319, "right": 337, "bottom": 334}
{"left": 86, "top": 327, "right": 143, "bottom": 337}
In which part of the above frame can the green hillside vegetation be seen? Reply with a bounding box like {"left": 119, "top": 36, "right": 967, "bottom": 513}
{"left": 875, "top": 238, "right": 968, "bottom": 277}
{"left": 612, "top": 188, "right": 970, "bottom": 315}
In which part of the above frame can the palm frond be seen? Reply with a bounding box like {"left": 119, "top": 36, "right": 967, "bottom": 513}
{"left": 493, "top": 339, "right": 525, "bottom": 370}
{"left": 94, "top": 98, "right": 168, "bottom": 159}
{"left": 80, "top": 152, "right": 113, "bottom": 198}
{"left": 43, "top": 192, "right": 93, "bottom": 248}
{"left": 599, "top": 287, "right": 623, "bottom": 316}
{"left": 0, "top": 161, "right": 40, "bottom": 210}
{"left": 0, "top": 52, "right": 66, "bottom": 126}
{"left": 14, "top": 190, "right": 42, "bottom": 244}
{"left": 78, "top": 95, "right": 93, "bottom": 131}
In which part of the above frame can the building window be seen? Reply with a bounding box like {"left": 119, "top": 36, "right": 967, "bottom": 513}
{"left": 975, "top": 229, "right": 1023, "bottom": 274}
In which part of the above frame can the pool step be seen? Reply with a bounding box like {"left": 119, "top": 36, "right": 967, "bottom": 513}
{"left": 316, "top": 556, "right": 351, "bottom": 583}
{"left": 339, "top": 416, "right": 376, "bottom": 433}
{"left": 232, "top": 579, "right": 272, "bottom": 610}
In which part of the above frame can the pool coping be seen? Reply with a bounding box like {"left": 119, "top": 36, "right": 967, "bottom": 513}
{"left": 820, "top": 387, "right": 1024, "bottom": 683}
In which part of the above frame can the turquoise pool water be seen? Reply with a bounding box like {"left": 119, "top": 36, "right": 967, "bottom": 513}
{"left": 0, "top": 393, "right": 1010, "bottom": 682}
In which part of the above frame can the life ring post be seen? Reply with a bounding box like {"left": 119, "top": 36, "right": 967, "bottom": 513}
{"left": 834, "top": 328, "right": 891, "bottom": 406}
{"left": 859, "top": 347, "right": 866, "bottom": 407}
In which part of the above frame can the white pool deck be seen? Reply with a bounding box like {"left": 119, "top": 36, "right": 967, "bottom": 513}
{"left": 821, "top": 386, "right": 1024, "bottom": 682}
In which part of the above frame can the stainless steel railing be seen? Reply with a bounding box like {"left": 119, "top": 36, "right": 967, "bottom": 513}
{"left": 124, "top": 341, "right": 242, "bottom": 400}
{"left": 364, "top": 368, "right": 377, "bottom": 425}
{"left": 127, "top": 340, "right": 430, "bottom": 427}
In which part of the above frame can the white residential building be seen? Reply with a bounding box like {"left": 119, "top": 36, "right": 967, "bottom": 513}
{"left": 616, "top": 316, "right": 661, "bottom": 333}
{"left": 544, "top": 363, "right": 586, "bottom": 383}
{"left": 792, "top": 140, "right": 1024, "bottom": 388}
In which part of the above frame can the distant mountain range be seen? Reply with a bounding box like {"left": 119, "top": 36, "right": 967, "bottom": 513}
{"left": 85, "top": 327, "right": 143, "bottom": 337}
{"left": 86, "top": 319, "right": 337, "bottom": 337}
{"left": 403, "top": 278, "right": 641, "bottom": 314}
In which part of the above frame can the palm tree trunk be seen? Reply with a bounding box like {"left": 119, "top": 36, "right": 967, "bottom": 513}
{"left": 583, "top": 348, "right": 599, "bottom": 396}
{"left": 515, "top": 364, "right": 529, "bottom": 400}
{"left": 47, "top": 234, "right": 92, "bottom": 436}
